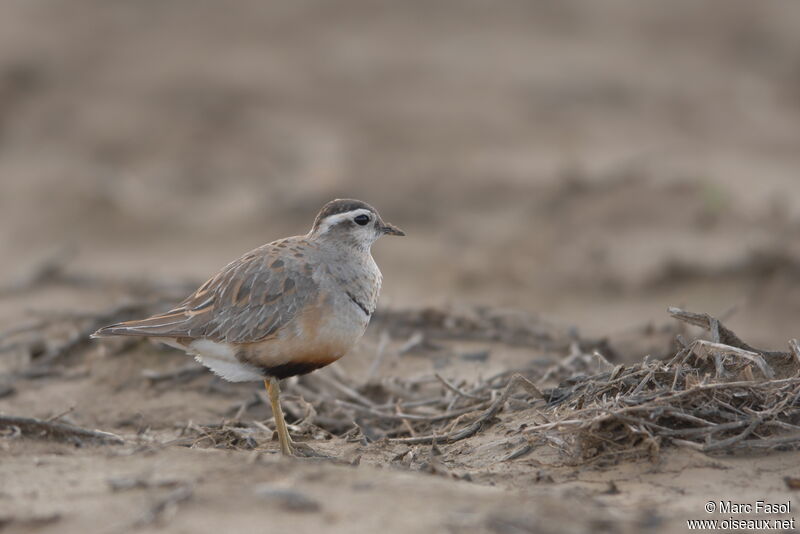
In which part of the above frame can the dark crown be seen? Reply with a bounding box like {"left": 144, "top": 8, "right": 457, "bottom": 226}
{"left": 313, "top": 198, "right": 377, "bottom": 229}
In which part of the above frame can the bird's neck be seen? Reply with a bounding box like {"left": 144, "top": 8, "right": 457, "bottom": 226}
{"left": 310, "top": 233, "right": 374, "bottom": 257}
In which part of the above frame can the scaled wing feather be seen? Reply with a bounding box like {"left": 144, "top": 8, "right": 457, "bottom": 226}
{"left": 94, "top": 243, "right": 318, "bottom": 343}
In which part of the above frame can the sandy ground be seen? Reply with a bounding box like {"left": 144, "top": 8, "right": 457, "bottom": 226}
{"left": 2, "top": 1, "right": 800, "bottom": 532}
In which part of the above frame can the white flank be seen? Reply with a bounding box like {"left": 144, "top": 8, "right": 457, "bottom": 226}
{"left": 190, "top": 339, "right": 237, "bottom": 360}
{"left": 188, "top": 339, "right": 263, "bottom": 382}
{"left": 194, "top": 356, "right": 263, "bottom": 382}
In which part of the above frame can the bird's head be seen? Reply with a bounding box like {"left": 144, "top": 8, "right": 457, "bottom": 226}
{"left": 309, "top": 198, "right": 405, "bottom": 249}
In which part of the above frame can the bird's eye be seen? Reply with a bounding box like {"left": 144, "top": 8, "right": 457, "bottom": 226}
{"left": 354, "top": 214, "right": 370, "bottom": 226}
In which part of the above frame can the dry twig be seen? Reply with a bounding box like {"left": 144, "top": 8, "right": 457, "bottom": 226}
{"left": 0, "top": 415, "right": 124, "bottom": 445}
{"left": 522, "top": 308, "right": 800, "bottom": 461}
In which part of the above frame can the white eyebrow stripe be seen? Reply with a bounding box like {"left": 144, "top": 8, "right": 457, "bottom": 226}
{"left": 316, "top": 208, "right": 374, "bottom": 235}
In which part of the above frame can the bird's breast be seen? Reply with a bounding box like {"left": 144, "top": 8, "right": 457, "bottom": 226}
{"left": 237, "top": 287, "right": 369, "bottom": 370}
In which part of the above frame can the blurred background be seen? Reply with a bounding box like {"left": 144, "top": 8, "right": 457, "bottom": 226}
{"left": 1, "top": 0, "right": 800, "bottom": 346}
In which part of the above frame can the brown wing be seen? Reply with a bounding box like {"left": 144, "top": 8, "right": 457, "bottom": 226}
{"left": 93, "top": 241, "right": 319, "bottom": 343}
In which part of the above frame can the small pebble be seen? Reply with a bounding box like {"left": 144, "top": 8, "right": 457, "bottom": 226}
{"left": 460, "top": 350, "right": 490, "bottom": 362}
{"left": 253, "top": 485, "right": 321, "bottom": 513}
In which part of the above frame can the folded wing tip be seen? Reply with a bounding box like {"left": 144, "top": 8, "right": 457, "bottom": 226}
{"left": 90, "top": 325, "right": 117, "bottom": 339}
{"left": 91, "top": 323, "right": 149, "bottom": 338}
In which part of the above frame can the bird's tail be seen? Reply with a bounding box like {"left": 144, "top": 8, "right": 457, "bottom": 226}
{"left": 91, "top": 310, "right": 189, "bottom": 338}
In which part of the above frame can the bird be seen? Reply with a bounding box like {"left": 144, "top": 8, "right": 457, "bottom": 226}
{"left": 91, "top": 198, "right": 405, "bottom": 456}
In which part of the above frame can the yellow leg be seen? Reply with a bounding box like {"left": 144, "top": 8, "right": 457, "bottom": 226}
{"left": 264, "top": 377, "right": 293, "bottom": 456}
